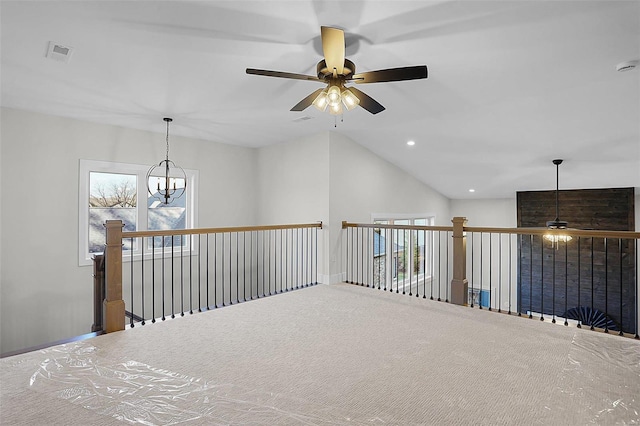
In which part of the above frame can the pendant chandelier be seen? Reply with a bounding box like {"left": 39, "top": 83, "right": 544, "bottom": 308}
{"left": 146, "top": 117, "right": 187, "bottom": 205}
{"left": 544, "top": 159, "right": 572, "bottom": 244}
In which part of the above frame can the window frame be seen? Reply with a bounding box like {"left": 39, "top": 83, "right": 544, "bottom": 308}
{"left": 371, "top": 214, "right": 435, "bottom": 289}
{"left": 79, "top": 159, "right": 198, "bottom": 266}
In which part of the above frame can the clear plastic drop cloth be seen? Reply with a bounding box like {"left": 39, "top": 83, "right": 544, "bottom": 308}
{"left": 557, "top": 331, "right": 640, "bottom": 425}
{"left": 25, "top": 342, "right": 370, "bottom": 425}
{"left": 5, "top": 284, "right": 640, "bottom": 425}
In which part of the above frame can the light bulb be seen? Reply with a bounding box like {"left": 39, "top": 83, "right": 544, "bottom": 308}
{"left": 327, "top": 85, "right": 341, "bottom": 106}
{"left": 544, "top": 234, "right": 573, "bottom": 243}
{"left": 329, "top": 101, "right": 343, "bottom": 115}
{"left": 312, "top": 89, "right": 328, "bottom": 111}
{"left": 341, "top": 88, "right": 360, "bottom": 110}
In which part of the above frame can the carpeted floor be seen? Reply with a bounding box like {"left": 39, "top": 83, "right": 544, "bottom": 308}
{"left": 2, "top": 283, "right": 639, "bottom": 425}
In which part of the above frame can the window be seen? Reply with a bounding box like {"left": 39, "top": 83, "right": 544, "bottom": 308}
{"left": 79, "top": 159, "right": 198, "bottom": 265}
{"left": 372, "top": 215, "right": 433, "bottom": 291}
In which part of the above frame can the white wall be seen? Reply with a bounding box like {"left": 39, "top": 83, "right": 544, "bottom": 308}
{"left": 0, "top": 108, "right": 257, "bottom": 354}
{"left": 255, "top": 132, "right": 330, "bottom": 225}
{"left": 255, "top": 132, "right": 330, "bottom": 284}
{"left": 450, "top": 198, "right": 517, "bottom": 227}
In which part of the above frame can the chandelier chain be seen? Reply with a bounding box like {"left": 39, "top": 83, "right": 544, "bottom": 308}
{"left": 166, "top": 119, "right": 170, "bottom": 162}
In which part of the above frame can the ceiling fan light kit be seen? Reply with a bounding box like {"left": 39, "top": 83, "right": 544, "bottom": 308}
{"left": 312, "top": 85, "right": 360, "bottom": 114}
{"left": 246, "top": 26, "right": 428, "bottom": 116}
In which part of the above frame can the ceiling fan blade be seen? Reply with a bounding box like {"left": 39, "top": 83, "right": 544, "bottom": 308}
{"left": 351, "top": 65, "right": 428, "bottom": 84}
{"left": 348, "top": 87, "right": 385, "bottom": 114}
{"left": 290, "top": 88, "right": 324, "bottom": 112}
{"left": 321, "top": 26, "right": 345, "bottom": 75}
{"left": 246, "top": 68, "right": 322, "bottom": 82}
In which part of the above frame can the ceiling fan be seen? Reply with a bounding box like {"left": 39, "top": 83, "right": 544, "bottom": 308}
{"left": 246, "top": 26, "right": 428, "bottom": 115}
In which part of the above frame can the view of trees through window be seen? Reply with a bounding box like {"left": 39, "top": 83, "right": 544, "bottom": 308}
{"left": 89, "top": 173, "right": 137, "bottom": 208}
{"left": 89, "top": 172, "right": 137, "bottom": 253}
{"left": 80, "top": 159, "right": 196, "bottom": 264}
{"left": 88, "top": 172, "right": 189, "bottom": 253}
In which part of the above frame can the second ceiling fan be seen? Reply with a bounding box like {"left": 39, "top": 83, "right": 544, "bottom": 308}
{"left": 246, "top": 26, "right": 428, "bottom": 115}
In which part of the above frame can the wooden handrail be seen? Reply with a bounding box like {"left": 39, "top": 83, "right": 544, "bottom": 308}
{"left": 464, "top": 226, "right": 640, "bottom": 239}
{"left": 123, "top": 222, "right": 323, "bottom": 238}
{"left": 342, "top": 221, "right": 453, "bottom": 232}
{"left": 342, "top": 221, "right": 640, "bottom": 239}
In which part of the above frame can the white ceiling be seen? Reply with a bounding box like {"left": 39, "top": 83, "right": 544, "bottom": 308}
{"left": 1, "top": 1, "right": 639, "bottom": 199}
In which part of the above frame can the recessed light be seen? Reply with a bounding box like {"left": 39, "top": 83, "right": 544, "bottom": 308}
{"left": 468, "top": 189, "right": 475, "bottom": 193}
{"left": 406, "top": 140, "right": 415, "bottom": 146}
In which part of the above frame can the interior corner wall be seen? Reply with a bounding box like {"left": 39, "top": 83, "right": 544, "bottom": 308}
{"left": 327, "top": 132, "right": 451, "bottom": 281}
{"left": 0, "top": 108, "right": 258, "bottom": 354}
{"left": 253, "top": 131, "right": 452, "bottom": 284}
{"left": 450, "top": 198, "right": 517, "bottom": 227}
{"left": 255, "top": 132, "right": 330, "bottom": 282}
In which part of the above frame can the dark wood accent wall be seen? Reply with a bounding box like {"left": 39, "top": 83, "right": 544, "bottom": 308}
{"left": 517, "top": 188, "right": 636, "bottom": 332}
{"left": 517, "top": 188, "right": 635, "bottom": 231}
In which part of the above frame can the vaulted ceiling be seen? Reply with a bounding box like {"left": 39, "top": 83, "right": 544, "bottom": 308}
{"left": 1, "top": 1, "right": 638, "bottom": 199}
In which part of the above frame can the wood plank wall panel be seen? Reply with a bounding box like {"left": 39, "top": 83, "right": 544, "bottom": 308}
{"left": 517, "top": 188, "right": 634, "bottom": 230}
{"left": 517, "top": 188, "right": 636, "bottom": 332}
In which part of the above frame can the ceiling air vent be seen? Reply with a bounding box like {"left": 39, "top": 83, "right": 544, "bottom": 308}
{"left": 293, "top": 116, "right": 314, "bottom": 123}
{"left": 46, "top": 41, "right": 74, "bottom": 63}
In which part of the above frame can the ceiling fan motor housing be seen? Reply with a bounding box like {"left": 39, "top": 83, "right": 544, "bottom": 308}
{"left": 546, "top": 219, "right": 568, "bottom": 229}
{"left": 317, "top": 59, "right": 355, "bottom": 80}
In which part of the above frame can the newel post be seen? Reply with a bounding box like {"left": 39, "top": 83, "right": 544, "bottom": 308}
{"left": 450, "top": 217, "right": 468, "bottom": 305}
{"left": 103, "top": 220, "right": 125, "bottom": 333}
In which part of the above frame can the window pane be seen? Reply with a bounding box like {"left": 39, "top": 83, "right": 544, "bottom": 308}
{"left": 88, "top": 172, "right": 137, "bottom": 254}
{"left": 373, "top": 221, "right": 388, "bottom": 288}
{"left": 394, "top": 220, "right": 409, "bottom": 283}
{"left": 413, "top": 219, "right": 426, "bottom": 277}
{"left": 148, "top": 177, "right": 186, "bottom": 248}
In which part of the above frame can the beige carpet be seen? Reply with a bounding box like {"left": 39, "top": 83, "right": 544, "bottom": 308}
{"left": 2, "top": 283, "right": 639, "bottom": 425}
